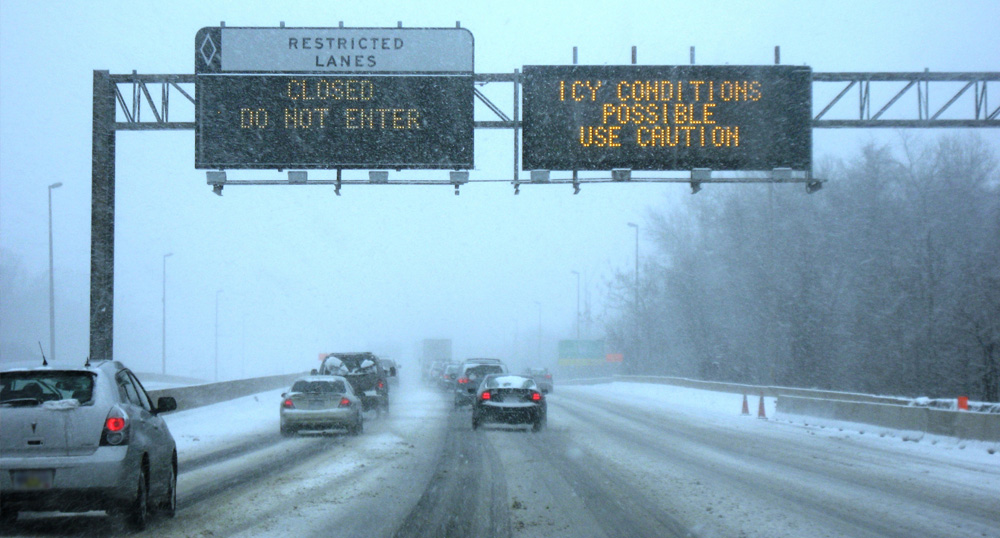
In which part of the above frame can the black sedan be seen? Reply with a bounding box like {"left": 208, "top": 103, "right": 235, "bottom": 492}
{"left": 471, "top": 375, "right": 546, "bottom": 432}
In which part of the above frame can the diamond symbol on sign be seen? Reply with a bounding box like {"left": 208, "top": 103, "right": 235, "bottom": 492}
{"left": 200, "top": 34, "right": 218, "bottom": 66}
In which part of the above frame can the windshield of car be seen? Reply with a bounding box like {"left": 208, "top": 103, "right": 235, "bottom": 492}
{"left": 0, "top": 371, "right": 95, "bottom": 406}
{"left": 291, "top": 379, "right": 347, "bottom": 394}
{"left": 1, "top": 4, "right": 997, "bottom": 537}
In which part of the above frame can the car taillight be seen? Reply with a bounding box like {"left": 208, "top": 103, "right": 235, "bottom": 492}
{"left": 100, "top": 407, "right": 129, "bottom": 446}
{"left": 339, "top": 397, "right": 351, "bottom": 407}
{"left": 481, "top": 391, "right": 491, "bottom": 400}
{"left": 531, "top": 392, "right": 542, "bottom": 401}
{"left": 377, "top": 381, "right": 385, "bottom": 389}
{"left": 545, "top": 374, "right": 552, "bottom": 379}
{"left": 282, "top": 398, "right": 295, "bottom": 409}
{"left": 458, "top": 377, "right": 468, "bottom": 384}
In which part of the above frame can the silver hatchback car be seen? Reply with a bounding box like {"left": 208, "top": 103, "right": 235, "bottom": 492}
{"left": 279, "top": 375, "right": 364, "bottom": 436}
{"left": 0, "top": 359, "right": 178, "bottom": 530}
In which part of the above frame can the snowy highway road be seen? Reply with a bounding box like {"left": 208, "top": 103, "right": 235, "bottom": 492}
{"left": 4, "top": 380, "right": 999, "bottom": 538}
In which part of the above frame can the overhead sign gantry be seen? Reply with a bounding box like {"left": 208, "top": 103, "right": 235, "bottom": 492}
{"left": 88, "top": 24, "right": 1000, "bottom": 362}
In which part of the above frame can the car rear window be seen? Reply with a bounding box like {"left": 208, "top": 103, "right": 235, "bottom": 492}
{"left": 486, "top": 376, "right": 536, "bottom": 389}
{"left": 0, "top": 371, "right": 96, "bottom": 406}
{"left": 323, "top": 355, "right": 379, "bottom": 376}
{"left": 291, "top": 380, "right": 347, "bottom": 394}
{"left": 465, "top": 365, "right": 504, "bottom": 378}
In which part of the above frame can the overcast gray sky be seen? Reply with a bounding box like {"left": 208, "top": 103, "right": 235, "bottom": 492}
{"left": 2, "top": 0, "right": 998, "bottom": 379}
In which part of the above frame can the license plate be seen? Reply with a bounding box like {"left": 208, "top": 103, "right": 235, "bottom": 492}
{"left": 13, "top": 469, "right": 54, "bottom": 490}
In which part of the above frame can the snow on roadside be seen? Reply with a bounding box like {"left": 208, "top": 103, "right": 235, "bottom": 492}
{"left": 161, "top": 388, "right": 284, "bottom": 460}
{"left": 160, "top": 377, "right": 443, "bottom": 462}
{"left": 564, "top": 381, "right": 1000, "bottom": 460}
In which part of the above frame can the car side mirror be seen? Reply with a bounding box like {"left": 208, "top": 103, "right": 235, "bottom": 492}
{"left": 156, "top": 396, "right": 177, "bottom": 414}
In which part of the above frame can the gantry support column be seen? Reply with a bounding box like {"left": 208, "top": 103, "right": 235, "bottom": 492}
{"left": 90, "top": 70, "right": 116, "bottom": 361}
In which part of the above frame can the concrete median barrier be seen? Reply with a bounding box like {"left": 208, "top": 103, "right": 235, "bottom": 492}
{"left": 147, "top": 373, "right": 304, "bottom": 412}
{"left": 562, "top": 374, "right": 998, "bottom": 442}
{"left": 777, "top": 395, "right": 1000, "bottom": 442}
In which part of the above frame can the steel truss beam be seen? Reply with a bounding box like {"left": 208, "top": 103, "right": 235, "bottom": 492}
{"left": 812, "top": 72, "right": 1000, "bottom": 127}
{"left": 110, "top": 71, "right": 1000, "bottom": 132}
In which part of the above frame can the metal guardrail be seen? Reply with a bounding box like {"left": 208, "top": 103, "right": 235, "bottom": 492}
{"left": 561, "top": 374, "right": 912, "bottom": 405}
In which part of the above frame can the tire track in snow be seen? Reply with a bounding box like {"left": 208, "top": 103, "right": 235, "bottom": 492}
{"left": 392, "top": 409, "right": 511, "bottom": 538}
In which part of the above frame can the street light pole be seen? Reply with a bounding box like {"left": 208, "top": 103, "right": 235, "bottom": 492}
{"left": 215, "top": 289, "right": 223, "bottom": 382}
{"left": 48, "top": 182, "right": 63, "bottom": 361}
{"left": 571, "top": 270, "right": 581, "bottom": 340}
{"left": 533, "top": 301, "right": 542, "bottom": 359}
{"left": 627, "top": 223, "right": 639, "bottom": 307}
{"left": 161, "top": 252, "right": 173, "bottom": 374}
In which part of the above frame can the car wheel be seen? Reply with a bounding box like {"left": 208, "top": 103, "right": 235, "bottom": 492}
{"left": 126, "top": 466, "right": 149, "bottom": 530}
{"left": 159, "top": 460, "right": 177, "bottom": 517}
{"left": 0, "top": 505, "right": 17, "bottom": 525}
{"left": 532, "top": 418, "right": 545, "bottom": 432}
{"left": 472, "top": 416, "right": 480, "bottom": 430}
{"left": 280, "top": 422, "right": 295, "bottom": 437}
{"left": 350, "top": 417, "right": 363, "bottom": 436}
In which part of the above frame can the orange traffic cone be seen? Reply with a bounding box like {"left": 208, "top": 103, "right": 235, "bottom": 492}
{"left": 741, "top": 394, "right": 750, "bottom": 416}
{"left": 757, "top": 393, "right": 767, "bottom": 419}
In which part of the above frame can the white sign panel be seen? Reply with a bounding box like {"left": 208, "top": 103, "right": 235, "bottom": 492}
{"left": 197, "top": 27, "right": 474, "bottom": 73}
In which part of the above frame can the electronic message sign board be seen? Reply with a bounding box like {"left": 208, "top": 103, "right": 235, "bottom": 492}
{"left": 521, "top": 65, "right": 812, "bottom": 172}
{"left": 195, "top": 27, "right": 474, "bottom": 169}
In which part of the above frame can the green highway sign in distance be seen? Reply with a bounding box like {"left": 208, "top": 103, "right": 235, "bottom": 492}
{"left": 558, "top": 339, "right": 609, "bottom": 366}
{"left": 559, "top": 339, "right": 606, "bottom": 359}
{"left": 522, "top": 65, "right": 812, "bottom": 172}
{"left": 194, "top": 27, "right": 474, "bottom": 170}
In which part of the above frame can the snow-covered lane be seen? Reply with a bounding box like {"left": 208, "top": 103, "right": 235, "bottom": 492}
{"left": 4, "top": 380, "right": 997, "bottom": 538}
{"left": 0, "top": 380, "right": 453, "bottom": 537}
{"left": 144, "top": 381, "right": 452, "bottom": 538}
{"left": 536, "top": 383, "right": 1000, "bottom": 538}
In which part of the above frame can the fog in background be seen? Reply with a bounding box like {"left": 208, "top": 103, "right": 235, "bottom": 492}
{"left": 2, "top": 1, "right": 998, "bottom": 382}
